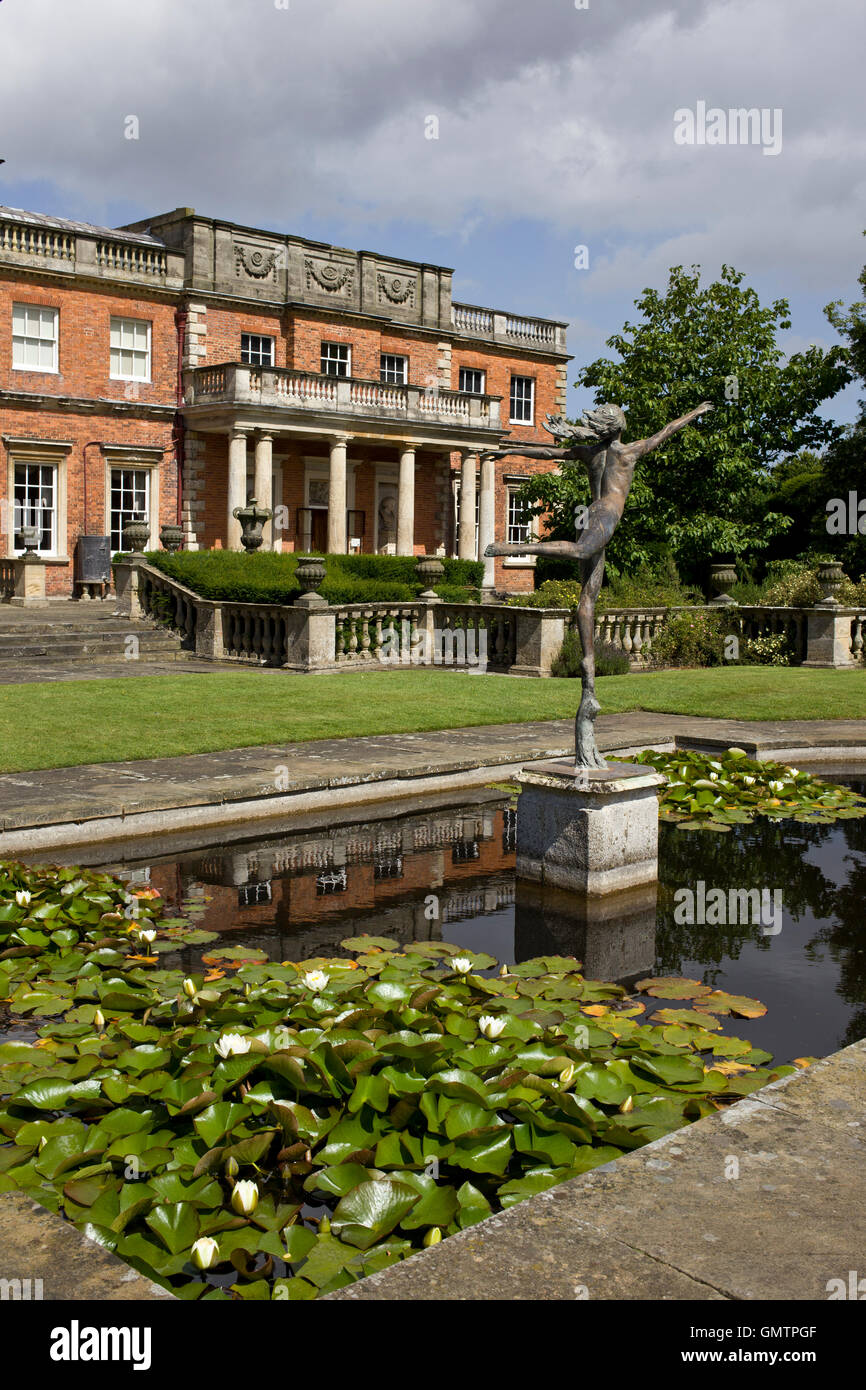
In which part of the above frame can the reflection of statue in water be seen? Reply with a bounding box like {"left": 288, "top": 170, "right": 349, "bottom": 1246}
{"left": 485, "top": 401, "right": 714, "bottom": 768}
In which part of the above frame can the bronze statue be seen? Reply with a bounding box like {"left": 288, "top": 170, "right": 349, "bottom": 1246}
{"left": 484, "top": 401, "right": 714, "bottom": 768}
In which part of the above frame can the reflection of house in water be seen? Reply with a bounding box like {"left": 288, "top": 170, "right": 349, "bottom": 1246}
{"left": 146, "top": 803, "right": 516, "bottom": 958}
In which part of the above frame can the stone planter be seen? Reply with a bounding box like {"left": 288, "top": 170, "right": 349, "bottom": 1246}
{"left": 817, "top": 561, "right": 844, "bottom": 606}
{"left": 708, "top": 560, "right": 737, "bottom": 606}
{"left": 122, "top": 517, "right": 151, "bottom": 554}
{"left": 294, "top": 557, "right": 327, "bottom": 609}
{"left": 415, "top": 555, "right": 444, "bottom": 600}
{"left": 15, "top": 524, "right": 41, "bottom": 555}
{"left": 232, "top": 497, "right": 272, "bottom": 552}
{"left": 159, "top": 523, "right": 184, "bottom": 553}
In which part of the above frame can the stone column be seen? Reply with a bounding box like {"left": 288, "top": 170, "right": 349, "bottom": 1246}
{"left": 397, "top": 444, "right": 416, "bottom": 556}
{"left": 253, "top": 433, "right": 274, "bottom": 549}
{"left": 328, "top": 434, "right": 350, "bottom": 555}
{"left": 478, "top": 451, "right": 496, "bottom": 592}
{"left": 457, "top": 450, "right": 477, "bottom": 560}
{"left": 227, "top": 429, "right": 249, "bottom": 551}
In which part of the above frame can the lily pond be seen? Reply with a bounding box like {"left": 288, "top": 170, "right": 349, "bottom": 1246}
{"left": 1, "top": 748, "right": 865, "bottom": 1300}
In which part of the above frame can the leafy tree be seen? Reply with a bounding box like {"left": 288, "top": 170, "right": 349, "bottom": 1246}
{"left": 822, "top": 246, "right": 866, "bottom": 578}
{"left": 520, "top": 264, "right": 851, "bottom": 583}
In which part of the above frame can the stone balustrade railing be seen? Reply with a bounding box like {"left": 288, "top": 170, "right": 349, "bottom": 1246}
{"left": 0, "top": 215, "right": 184, "bottom": 287}
{"left": 0, "top": 561, "right": 15, "bottom": 602}
{"left": 591, "top": 608, "right": 668, "bottom": 663}
{"left": 112, "top": 562, "right": 866, "bottom": 675}
{"left": 186, "top": 364, "right": 501, "bottom": 432}
{"left": 451, "top": 302, "right": 568, "bottom": 352}
{"left": 135, "top": 566, "right": 198, "bottom": 649}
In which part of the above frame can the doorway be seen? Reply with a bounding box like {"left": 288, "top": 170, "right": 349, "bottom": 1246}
{"left": 310, "top": 508, "right": 328, "bottom": 553}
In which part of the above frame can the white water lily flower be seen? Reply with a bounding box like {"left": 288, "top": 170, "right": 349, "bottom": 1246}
{"left": 452, "top": 957, "right": 472, "bottom": 974}
{"left": 14, "top": 890, "right": 31, "bottom": 908}
{"left": 787, "top": 768, "right": 800, "bottom": 778}
{"left": 741, "top": 775, "right": 756, "bottom": 786}
{"left": 93, "top": 1009, "right": 105, "bottom": 1031}
{"left": 231, "top": 1180, "right": 259, "bottom": 1216}
{"left": 478, "top": 1015, "right": 506, "bottom": 1040}
{"left": 708, "top": 772, "right": 719, "bottom": 781}
{"left": 136, "top": 929, "right": 156, "bottom": 945}
{"left": 191, "top": 1237, "right": 220, "bottom": 1271}
{"left": 303, "top": 970, "right": 329, "bottom": 991}
{"left": 768, "top": 780, "right": 785, "bottom": 794}
{"left": 215, "top": 1032, "right": 251, "bottom": 1059}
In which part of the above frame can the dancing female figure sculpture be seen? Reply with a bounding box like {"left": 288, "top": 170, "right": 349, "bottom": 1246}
{"left": 485, "top": 401, "right": 713, "bottom": 768}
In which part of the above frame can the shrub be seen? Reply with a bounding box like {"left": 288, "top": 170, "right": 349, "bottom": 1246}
{"left": 651, "top": 609, "right": 727, "bottom": 668}
{"left": 739, "top": 633, "right": 793, "bottom": 666}
{"left": 551, "top": 630, "right": 630, "bottom": 678}
{"left": 138, "top": 550, "right": 482, "bottom": 606}
{"left": 507, "top": 579, "right": 582, "bottom": 610}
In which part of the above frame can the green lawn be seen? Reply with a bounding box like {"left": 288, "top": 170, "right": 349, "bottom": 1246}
{"left": 1, "top": 666, "right": 865, "bottom": 773}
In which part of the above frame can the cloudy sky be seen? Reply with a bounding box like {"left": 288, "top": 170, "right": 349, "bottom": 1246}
{"left": 2, "top": 0, "right": 864, "bottom": 423}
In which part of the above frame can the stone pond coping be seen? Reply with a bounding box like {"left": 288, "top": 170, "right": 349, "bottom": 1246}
{"left": 328, "top": 1038, "right": 866, "bottom": 1302}
{"left": 2, "top": 714, "right": 866, "bottom": 856}
{"left": 2, "top": 1037, "right": 861, "bottom": 1302}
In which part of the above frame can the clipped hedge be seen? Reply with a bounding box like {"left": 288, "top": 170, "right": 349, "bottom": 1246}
{"left": 138, "top": 551, "right": 483, "bottom": 607}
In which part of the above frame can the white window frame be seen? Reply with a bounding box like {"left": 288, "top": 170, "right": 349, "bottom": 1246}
{"left": 459, "top": 366, "right": 486, "bottom": 395}
{"left": 509, "top": 374, "right": 535, "bottom": 424}
{"left": 110, "top": 316, "right": 152, "bottom": 383}
{"left": 321, "top": 341, "right": 351, "bottom": 377}
{"left": 507, "top": 486, "right": 532, "bottom": 545}
{"left": 109, "top": 466, "right": 152, "bottom": 553}
{"left": 241, "top": 332, "right": 275, "bottom": 367}
{"left": 12, "top": 460, "right": 58, "bottom": 554}
{"left": 102, "top": 447, "right": 162, "bottom": 551}
{"left": 12, "top": 304, "right": 59, "bottom": 374}
{"left": 380, "top": 353, "right": 408, "bottom": 385}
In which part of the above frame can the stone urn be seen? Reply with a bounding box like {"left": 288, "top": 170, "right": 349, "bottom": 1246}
{"left": 708, "top": 560, "right": 737, "bottom": 606}
{"left": 15, "top": 524, "right": 41, "bottom": 556}
{"left": 232, "top": 497, "right": 272, "bottom": 553}
{"left": 415, "top": 555, "right": 445, "bottom": 600}
{"left": 817, "top": 560, "right": 845, "bottom": 606}
{"left": 294, "top": 557, "right": 327, "bottom": 609}
{"left": 159, "top": 523, "right": 184, "bottom": 553}
{"left": 122, "top": 516, "right": 151, "bottom": 554}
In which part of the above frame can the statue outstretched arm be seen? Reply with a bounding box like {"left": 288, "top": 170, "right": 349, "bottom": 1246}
{"left": 625, "top": 402, "right": 713, "bottom": 461}
{"left": 480, "top": 443, "right": 568, "bottom": 461}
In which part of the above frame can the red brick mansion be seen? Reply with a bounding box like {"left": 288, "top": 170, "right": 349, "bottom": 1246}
{"left": 0, "top": 205, "right": 570, "bottom": 597}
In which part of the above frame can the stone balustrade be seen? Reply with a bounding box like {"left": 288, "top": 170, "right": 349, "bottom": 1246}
{"left": 186, "top": 364, "right": 501, "bottom": 432}
{"left": 0, "top": 212, "right": 185, "bottom": 287}
{"left": 451, "top": 302, "right": 568, "bottom": 352}
{"left": 0, "top": 560, "right": 15, "bottom": 603}
{"left": 591, "top": 608, "right": 668, "bottom": 664}
{"left": 112, "top": 561, "right": 866, "bottom": 676}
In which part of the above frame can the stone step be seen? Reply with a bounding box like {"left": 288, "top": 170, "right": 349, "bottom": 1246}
{"left": 0, "top": 632, "right": 186, "bottom": 662}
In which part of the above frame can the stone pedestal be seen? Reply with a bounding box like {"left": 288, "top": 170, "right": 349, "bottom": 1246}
{"left": 802, "top": 606, "right": 857, "bottom": 668}
{"left": 516, "top": 760, "right": 665, "bottom": 895}
{"left": 9, "top": 556, "right": 48, "bottom": 607}
{"left": 284, "top": 605, "right": 337, "bottom": 671}
{"left": 514, "top": 880, "right": 657, "bottom": 982}
{"left": 511, "top": 608, "right": 568, "bottom": 677}
{"left": 113, "top": 559, "right": 144, "bottom": 619}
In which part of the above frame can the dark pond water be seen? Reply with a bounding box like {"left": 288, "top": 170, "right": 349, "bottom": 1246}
{"left": 16, "top": 777, "right": 866, "bottom": 1066}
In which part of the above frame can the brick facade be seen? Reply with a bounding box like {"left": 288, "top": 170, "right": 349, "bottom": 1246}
{"left": 0, "top": 205, "right": 570, "bottom": 596}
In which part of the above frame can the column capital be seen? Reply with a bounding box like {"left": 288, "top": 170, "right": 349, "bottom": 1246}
{"left": 228, "top": 425, "right": 250, "bottom": 440}
{"left": 255, "top": 429, "right": 274, "bottom": 443}
{"left": 330, "top": 432, "right": 354, "bottom": 446}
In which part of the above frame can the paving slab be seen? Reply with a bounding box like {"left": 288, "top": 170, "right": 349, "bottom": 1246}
{"left": 330, "top": 1041, "right": 866, "bottom": 1302}
{"left": 2, "top": 714, "right": 866, "bottom": 853}
{"left": 0, "top": 1190, "right": 174, "bottom": 1301}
